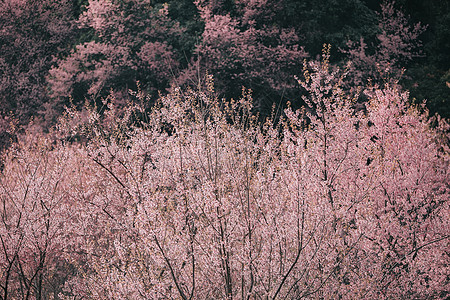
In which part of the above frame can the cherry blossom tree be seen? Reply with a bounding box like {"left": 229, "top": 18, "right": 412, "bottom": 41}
{"left": 1, "top": 23, "right": 447, "bottom": 295}
{"left": 287, "top": 49, "right": 449, "bottom": 298}
{"left": 342, "top": 1, "right": 427, "bottom": 87}
{"left": 178, "top": 0, "right": 307, "bottom": 113}
{"left": 0, "top": 0, "right": 75, "bottom": 125}
{"left": 52, "top": 54, "right": 448, "bottom": 298}
{"left": 0, "top": 131, "right": 80, "bottom": 299}
{"left": 48, "top": 0, "right": 184, "bottom": 111}
{"left": 354, "top": 87, "right": 449, "bottom": 298}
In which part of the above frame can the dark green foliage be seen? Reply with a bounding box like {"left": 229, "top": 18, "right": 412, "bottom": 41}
{"left": 281, "top": 0, "right": 378, "bottom": 59}
{"left": 156, "top": 0, "right": 204, "bottom": 67}
{"left": 401, "top": 0, "right": 450, "bottom": 118}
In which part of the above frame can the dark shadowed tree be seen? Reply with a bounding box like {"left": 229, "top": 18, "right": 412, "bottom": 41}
{"left": 178, "top": 0, "right": 308, "bottom": 115}
{"left": 0, "top": 0, "right": 75, "bottom": 125}
{"left": 48, "top": 0, "right": 185, "bottom": 113}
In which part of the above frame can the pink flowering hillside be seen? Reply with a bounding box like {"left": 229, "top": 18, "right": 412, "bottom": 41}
{"left": 1, "top": 53, "right": 448, "bottom": 299}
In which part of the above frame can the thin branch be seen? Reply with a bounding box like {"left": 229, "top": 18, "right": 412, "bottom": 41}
{"left": 91, "top": 157, "right": 126, "bottom": 190}
{"left": 154, "top": 236, "right": 188, "bottom": 300}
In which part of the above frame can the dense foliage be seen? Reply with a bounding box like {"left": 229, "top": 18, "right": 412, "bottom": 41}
{"left": 1, "top": 55, "right": 449, "bottom": 299}
{"left": 0, "top": 0, "right": 75, "bottom": 125}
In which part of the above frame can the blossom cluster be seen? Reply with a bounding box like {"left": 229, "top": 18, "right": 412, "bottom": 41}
{"left": 1, "top": 59, "right": 448, "bottom": 299}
